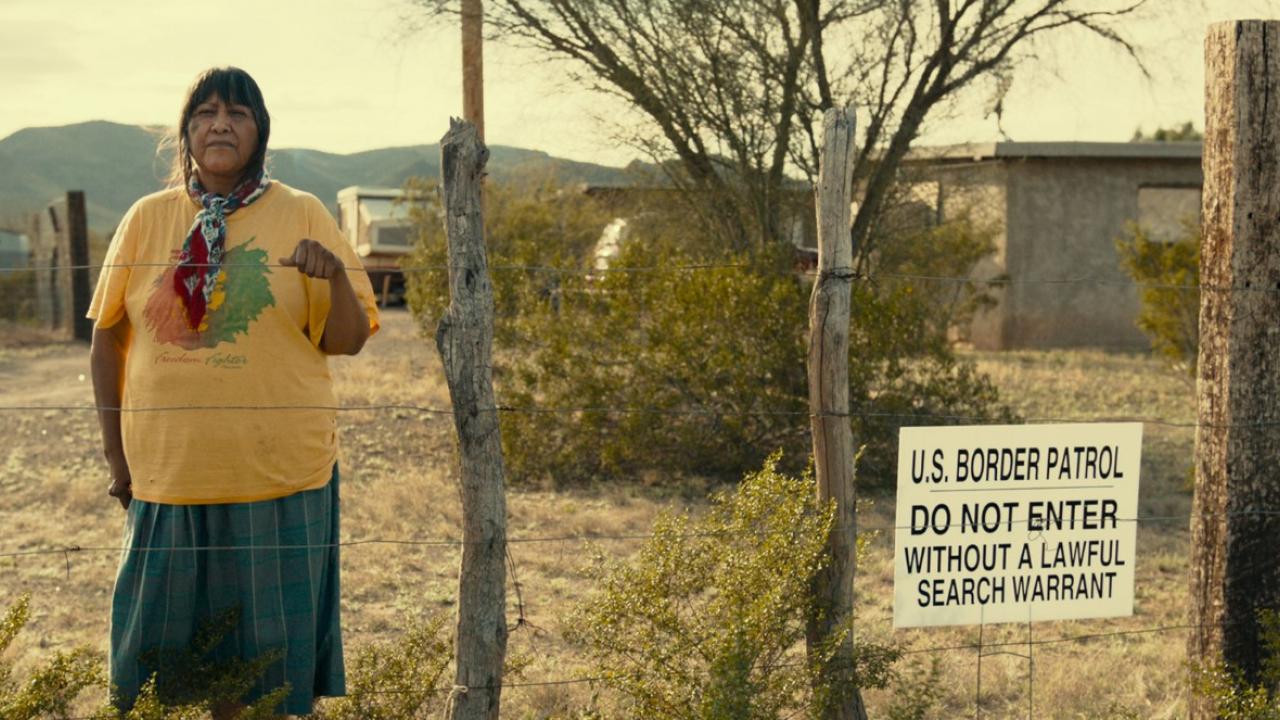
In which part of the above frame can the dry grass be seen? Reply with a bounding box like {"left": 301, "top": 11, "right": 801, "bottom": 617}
{"left": 0, "top": 312, "right": 1199, "bottom": 718}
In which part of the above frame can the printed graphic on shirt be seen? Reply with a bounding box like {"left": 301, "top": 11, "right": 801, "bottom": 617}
{"left": 143, "top": 238, "right": 275, "bottom": 350}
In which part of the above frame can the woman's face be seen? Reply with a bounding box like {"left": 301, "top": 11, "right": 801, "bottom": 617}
{"left": 187, "top": 94, "right": 259, "bottom": 191}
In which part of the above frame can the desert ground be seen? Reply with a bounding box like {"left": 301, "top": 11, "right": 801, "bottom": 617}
{"left": 0, "top": 309, "right": 1198, "bottom": 718}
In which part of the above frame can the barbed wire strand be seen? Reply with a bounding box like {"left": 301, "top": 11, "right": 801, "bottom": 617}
{"left": 0, "top": 260, "right": 1247, "bottom": 293}
{"left": 50, "top": 619, "right": 1240, "bottom": 720}
{"left": 10, "top": 505, "right": 1280, "bottom": 560}
{"left": 0, "top": 402, "right": 1235, "bottom": 431}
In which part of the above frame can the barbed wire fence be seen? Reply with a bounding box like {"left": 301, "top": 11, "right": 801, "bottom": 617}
{"left": 0, "top": 243, "right": 1249, "bottom": 719}
{"left": 0, "top": 515, "right": 1249, "bottom": 718}
{"left": 0, "top": 103, "right": 1242, "bottom": 714}
{"left": 7, "top": 28, "right": 1277, "bottom": 711}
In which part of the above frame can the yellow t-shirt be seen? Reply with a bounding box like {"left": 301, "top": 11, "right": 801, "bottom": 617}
{"left": 88, "top": 182, "right": 380, "bottom": 504}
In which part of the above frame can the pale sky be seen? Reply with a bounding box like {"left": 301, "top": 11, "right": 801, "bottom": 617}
{"left": 0, "top": 0, "right": 1276, "bottom": 168}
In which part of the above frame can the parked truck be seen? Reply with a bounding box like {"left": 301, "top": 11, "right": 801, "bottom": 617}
{"left": 336, "top": 186, "right": 415, "bottom": 305}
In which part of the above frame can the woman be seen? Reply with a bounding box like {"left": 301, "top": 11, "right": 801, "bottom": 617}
{"left": 89, "top": 66, "right": 378, "bottom": 717}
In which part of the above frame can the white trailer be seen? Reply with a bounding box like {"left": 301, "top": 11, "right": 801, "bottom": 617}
{"left": 336, "top": 186, "right": 415, "bottom": 305}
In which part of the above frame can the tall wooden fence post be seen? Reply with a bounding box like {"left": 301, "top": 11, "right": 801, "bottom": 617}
{"left": 437, "top": 117, "right": 508, "bottom": 720}
{"left": 1190, "top": 20, "right": 1280, "bottom": 717}
{"left": 67, "top": 191, "right": 92, "bottom": 341}
{"left": 805, "top": 104, "right": 867, "bottom": 720}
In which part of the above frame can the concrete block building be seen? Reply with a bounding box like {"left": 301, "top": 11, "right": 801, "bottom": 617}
{"left": 906, "top": 142, "right": 1202, "bottom": 350}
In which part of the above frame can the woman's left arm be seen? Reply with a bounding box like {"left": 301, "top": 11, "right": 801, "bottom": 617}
{"left": 281, "top": 238, "right": 370, "bottom": 355}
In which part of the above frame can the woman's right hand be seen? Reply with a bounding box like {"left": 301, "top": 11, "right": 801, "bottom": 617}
{"left": 107, "top": 459, "right": 132, "bottom": 510}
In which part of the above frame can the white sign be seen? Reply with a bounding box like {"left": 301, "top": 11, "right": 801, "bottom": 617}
{"left": 893, "top": 423, "right": 1142, "bottom": 628}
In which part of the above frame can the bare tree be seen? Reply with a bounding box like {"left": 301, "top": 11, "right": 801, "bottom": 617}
{"left": 413, "top": 0, "right": 1145, "bottom": 258}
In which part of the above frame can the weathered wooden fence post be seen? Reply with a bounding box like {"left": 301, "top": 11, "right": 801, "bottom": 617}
{"left": 33, "top": 200, "right": 67, "bottom": 332}
{"left": 805, "top": 104, "right": 867, "bottom": 720}
{"left": 26, "top": 210, "right": 48, "bottom": 326}
{"left": 67, "top": 191, "right": 92, "bottom": 341}
{"left": 437, "top": 117, "right": 508, "bottom": 720}
{"left": 1190, "top": 20, "right": 1280, "bottom": 717}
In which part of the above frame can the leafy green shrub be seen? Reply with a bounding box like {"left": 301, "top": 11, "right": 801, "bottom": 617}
{"left": 314, "top": 608, "right": 534, "bottom": 720}
{"left": 402, "top": 174, "right": 615, "bottom": 340}
{"left": 498, "top": 239, "right": 813, "bottom": 483}
{"left": 563, "top": 454, "right": 900, "bottom": 719}
{"left": 1192, "top": 610, "right": 1280, "bottom": 719}
{"left": 113, "top": 679, "right": 206, "bottom": 720}
{"left": 869, "top": 205, "right": 1004, "bottom": 341}
{"left": 0, "top": 595, "right": 492, "bottom": 720}
{"left": 0, "top": 595, "right": 299, "bottom": 720}
{"left": 316, "top": 612, "right": 453, "bottom": 720}
{"left": 1116, "top": 219, "right": 1200, "bottom": 374}
{"left": 405, "top": 179, "right": 1012, "bottom": 489}
{"left": 134, "top": 608, "right": 289, "bottom": 719}
{"left": 846, "top": 273, "right": 1014, "bottom": 485}
{"left": 0, "top": 594, "right": 105, "bottom": 720}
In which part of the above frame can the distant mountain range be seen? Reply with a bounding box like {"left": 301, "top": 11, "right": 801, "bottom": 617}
{"left": 0, "top": 121, "right": 636, "bottom": 235}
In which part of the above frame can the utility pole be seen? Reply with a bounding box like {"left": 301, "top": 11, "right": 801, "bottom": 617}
{"left": 462, "top": 0, "right": 484, "bottom": 140}
{"left": 1189, "top": 20, "right": 1280, "bottom": 718}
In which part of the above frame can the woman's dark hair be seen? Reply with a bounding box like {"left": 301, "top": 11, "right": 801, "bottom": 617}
{"left": 166, "top": 67, "right": 271, "bottom": 189}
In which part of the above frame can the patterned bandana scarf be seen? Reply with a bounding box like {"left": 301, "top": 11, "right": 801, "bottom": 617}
{"left": 174, "top": 170, "right": 271, "bottom": 330}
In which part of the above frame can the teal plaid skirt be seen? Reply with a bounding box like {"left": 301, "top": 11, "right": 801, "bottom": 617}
{"left": 110, "top": 465, "right": 345, "bottom": 715}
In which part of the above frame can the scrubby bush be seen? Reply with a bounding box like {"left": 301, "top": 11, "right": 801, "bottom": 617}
{"left": 498, "top": 239, "right": 813, "bottom": 483}
{"left": 1116, "top": 219, "right": 1200, "bottom": 375}
{"left": 0, "top": 596, "right": 295, "bottom": 719}
{"left": 113, "top": 680, "right": 206, "bottom": 720}
{"left": 405, "top": 178, "right": 1012, "bottom": 489}
{"left": 316, "top": 612, "right": 453, "bottom": 720}
{"left": 0, "top": 595, "right": 103, "bottom": 720}
{"left": 1192, "top": 610, "right": 1280, "bottom": 718}
{"left": 133, "top": 608, "right": 289, "bottom": 719}
{"left": 0, "top": 592, "right": 464, "bottom": 720}
{"left": 563, "top": 454, "right": 901, "bottom": 719}
{"left": 402, "top": 175, "right": 614, "bottom": 342}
